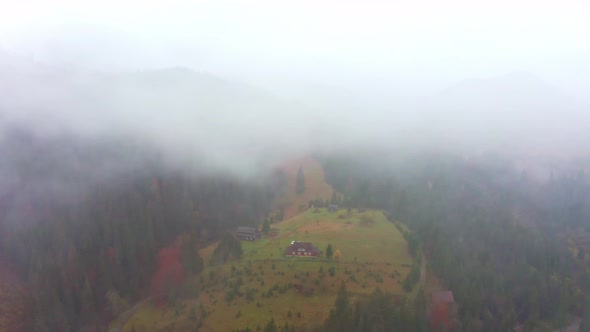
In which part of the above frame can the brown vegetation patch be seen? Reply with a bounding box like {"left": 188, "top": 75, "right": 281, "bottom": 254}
{"left": 0, "top": 255, "right": 28, "bottom": 332}
{"left": 200, "top": 292, "right": 210, "bottom": 305}
{"left": 273, "top": 156, "right": 334, "bottom": 219}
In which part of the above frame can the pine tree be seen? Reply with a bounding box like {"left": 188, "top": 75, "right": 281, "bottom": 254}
{"left": 81, "top": 276, "right": 96, "bottom": 319}
{"left": 180, "top": 235, "right": 204, "bottom": 275}
{"left": 326, "top": 244, "right": 333, "bottom": 259}
{"left": 325, "top": 283, "right": 353, "bottom": 331}
{"left": 331, "top": 191, "right": 338, "bottom": 205}
{"left": 295, "top": 167, "right": 306, "bottom": 195}
{"left": 263, "top": 318, "right": 278, "bottom": 332}
{"left": 262, "top": 219, "right": 270, "bottom": 234}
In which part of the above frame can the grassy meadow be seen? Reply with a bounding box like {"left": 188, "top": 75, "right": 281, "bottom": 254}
{"left": 123, "top": 208, "right": 414, "bottom": 332}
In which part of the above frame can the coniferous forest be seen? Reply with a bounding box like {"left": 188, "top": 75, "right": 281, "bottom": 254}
{"left": 2, "top": 125, "right": 590, "bottom": 331}
{"left": 0, "top": 127, "right": 277, "bottom": 331}
{"left": 319, "top": 152, "right": 590, "bottom": 331}
{"left": 2, "top": 2, "right": 590, "bottom": 331}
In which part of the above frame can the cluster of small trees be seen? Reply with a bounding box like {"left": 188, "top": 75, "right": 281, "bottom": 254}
{"left": 211, "top": 232, "right": 244, "bottom": 265}
{"left": 306, "top": 191, "right": 345, "bottom": 209}
{"left": 323, "top": 284, "right": 427, "bottom": 332}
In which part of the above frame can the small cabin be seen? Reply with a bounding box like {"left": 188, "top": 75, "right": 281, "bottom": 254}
{"left": 285, "top": 241, "right": 319, "bottom": 257}
{"left": 235, "top": 227, "right": 261, "bottom": 241}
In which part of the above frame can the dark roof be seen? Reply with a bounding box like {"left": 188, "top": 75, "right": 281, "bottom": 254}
{"left": 236, "top": 227, "right": 258, "bottom": 234}
{"left": 287, "top": 242, "right": 318, "bottom": 252}
{"left": 432, "top": 291, "right": 454, "bottom": 303}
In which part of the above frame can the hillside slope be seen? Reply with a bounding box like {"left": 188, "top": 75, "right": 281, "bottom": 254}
{"left": 274, "top": 156, "right": 335, "bottom": 219}
{"left": 123, "top": 208, "right": 415, "bottom": 332}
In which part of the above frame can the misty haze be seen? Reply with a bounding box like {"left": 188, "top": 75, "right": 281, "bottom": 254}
{"left": 1, "top": 1, "right": 589, "bottom": 331}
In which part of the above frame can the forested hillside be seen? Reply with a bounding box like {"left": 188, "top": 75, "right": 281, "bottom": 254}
{"left": 320, "top": 151, "right": 590, "bottom": 331}
{"left": 2, "top": 121, "right": 589, "bottom": 332}
{"left": 0, "top": 127, "right": 278, "bottom": 331}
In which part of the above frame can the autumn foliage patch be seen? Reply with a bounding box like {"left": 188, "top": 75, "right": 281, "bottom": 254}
{"left": 150, "top": 247, "right": 185, "bottom": 304}
{"left": 430, "top": 303, "right": 451, "bottom": 331}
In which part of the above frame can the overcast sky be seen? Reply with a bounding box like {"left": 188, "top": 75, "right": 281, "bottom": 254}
{"left": 0, "top": 0, "right": 589, "bottom": 177}
{"left": 1, "top": 0, "right": 589, "bottom": 98}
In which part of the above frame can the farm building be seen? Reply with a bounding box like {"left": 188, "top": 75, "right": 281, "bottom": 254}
{"left": 285, "top": 241, "right": 319, "bottom": 257}
{"left": 235, "top": 227, "right": 261, "bottom": 241}
{"left": 328, "top": 204, "right": 339, "bottom": 212}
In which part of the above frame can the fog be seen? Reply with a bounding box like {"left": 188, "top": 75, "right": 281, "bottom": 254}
{"left": 1, "top": 0, "right": 589, "bottom": 176}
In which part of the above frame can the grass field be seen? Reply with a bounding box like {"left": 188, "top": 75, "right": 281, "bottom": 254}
{"left": 123, "top": 208, "right": 414, "bottom": 332}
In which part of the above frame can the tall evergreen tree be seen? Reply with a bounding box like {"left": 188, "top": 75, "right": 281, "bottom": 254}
{"left": 296, "top": 166, "right": 306, "bottom": 195}
{"left": 180, "top": 235, "right": 204, "bottom": 275}
{"left": 262, "top": 219, "right": 271, "bottom": 234}
{"left": 263, "top": 318, "right": 278, "bottom": 332}
{"left": 330, "top": 191, "right": 338, "bottom": 205}
{"left": 81, "top": 277, "right": 96, "bottom": 320}
{"left": 326, "top": 244, "right": 333, "bottom": 259}
{"left": 325, "top": 283, "right": 353, "bottom": 331}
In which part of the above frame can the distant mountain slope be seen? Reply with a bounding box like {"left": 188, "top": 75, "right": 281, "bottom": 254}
{"left": 430, "top": 71, "right": 578, "bottom": 115}
{"left": 0, "top": 56, "right": 315, "bottom": 175}
{"left": 411, "top": 71, "right": 587, "bottom": 156}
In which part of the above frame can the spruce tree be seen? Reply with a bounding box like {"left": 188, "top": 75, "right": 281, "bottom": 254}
{"left": 180, "top": 235, "right": 204, "bottom": 275}
{"left": 331, "top": 191, "right": 338, "bottom": 205}
{"left": 326, "top": 244, "right": 333, "bottom": 259}
{"left": 263, "top": 318, "right": 278, "bottom": 332}
{"left": 295, "top": 167, "right": 306, "bottom": 195}
{"left": 325, "top": 283, "right": 353, "bottom": 331}
{"left": 262, "top": 219, "right": 270, "bottom": 234}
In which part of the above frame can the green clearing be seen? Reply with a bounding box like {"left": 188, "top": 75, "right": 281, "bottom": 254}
{"left": 123, "top": 208, "right": 414, "bottom": 332}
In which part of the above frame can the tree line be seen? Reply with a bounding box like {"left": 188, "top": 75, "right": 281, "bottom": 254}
{"left": 319, "top": 151, "right": 590, "bottom": 331}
